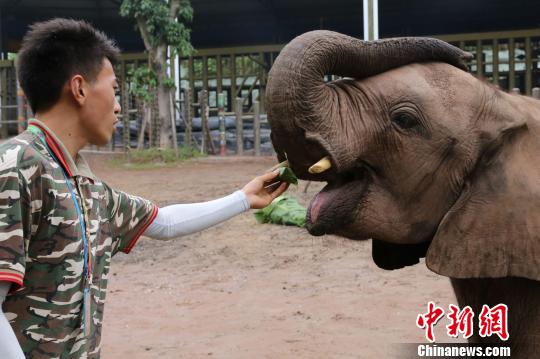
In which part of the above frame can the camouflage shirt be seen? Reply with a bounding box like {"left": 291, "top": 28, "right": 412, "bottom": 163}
{"left": 0, "top": 119, "right": 158, "bottom": 358}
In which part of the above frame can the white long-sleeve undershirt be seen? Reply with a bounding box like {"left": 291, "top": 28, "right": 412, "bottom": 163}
{"left": 0, "top": 282, "right": 25, "bottom": 358}
{"left": 143, "top": 190, "right": 251, "bottom": 239}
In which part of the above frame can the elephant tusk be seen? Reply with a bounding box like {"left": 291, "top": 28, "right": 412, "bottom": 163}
{"left": 308, "top": 156, "right": 332, "bottom": 174}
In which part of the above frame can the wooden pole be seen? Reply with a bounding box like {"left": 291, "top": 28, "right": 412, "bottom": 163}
{"left": 216, "top": 55, "right": 223, "bottom": 100}
{"left": 188, "top": 56, "right": 195, "bottom": 97}
{"left": 199, "top": 90, "right": 207, "bottom": 153}
{"left": 218, "top": 92, "right": 226, "bottom": 156}
{"left": 235, "top": 97, "right": 243, "bottom": 155}
{"left": 184, "top": 88, "right": 193, "bottom": 148}
{"left": 253, "top": 101, "right": 261, "bottom": 156}
{"left": 202, "top": 56, "right": 209, "bottom": 92}
{"left": 476, "top": 40, "right": 483, "bottom": 77}
{"left": 150, "top": 92, "right": 158, "bottom": 148}
{"left": 199, "top": 90, "right": 215, "bottom": 154}
{"left": 170, "top": 91, "right": 179, "bottom": 158}
{"left": 525, "top": 37, "right": 532, "bottom": 96}
{"left": 492, "top": 39, "right": 499, "bottom": 86}
{"left": 258, "top": 52, "right": 266, "bottom": 113}
{"left": 137, "top": 99, "right": 148, "bottom": 150}
{"left": 509, "top": 39, "right": 515, "bottom": 90}
{"left": 16, "top": 81, "right": 25, "bottom": 133}
{"left": 0, "top": 69, "right": 7, "bottom": 138}
{"left": 231, "top": 55, "right": 237, "bottom": 112}
{"left": 120, "top": 60, "right": 130, "bottom": 151}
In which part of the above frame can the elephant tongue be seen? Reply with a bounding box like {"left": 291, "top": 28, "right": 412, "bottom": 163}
{"left": 308, "top": 178, "right": 368, "bottom": 235}
{"left": 310, "top": 188, "right": 339, "bottom": 223}
{"left": 310, "top": 192, "right": 326, "bottom": 223}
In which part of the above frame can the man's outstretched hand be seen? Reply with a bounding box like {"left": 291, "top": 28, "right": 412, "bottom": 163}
{"left": 241, "top": 170, "right": 289, "bottom": 209}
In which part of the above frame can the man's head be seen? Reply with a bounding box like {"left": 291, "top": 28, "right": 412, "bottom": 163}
{"left": 17, "top": 18, "right": 121, "bottom": 145}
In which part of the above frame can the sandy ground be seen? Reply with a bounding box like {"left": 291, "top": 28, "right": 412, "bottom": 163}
{"left": 85, "top": 154, "right": 465, "bottom": 359}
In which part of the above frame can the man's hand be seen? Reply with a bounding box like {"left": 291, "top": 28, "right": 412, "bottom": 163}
{"left": 241, "top": 170, "right": 289, "bottom": 209}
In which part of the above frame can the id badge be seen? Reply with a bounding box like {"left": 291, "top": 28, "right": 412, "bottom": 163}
{"left": 83, "top": 287, "right": 92, "bottom": 337}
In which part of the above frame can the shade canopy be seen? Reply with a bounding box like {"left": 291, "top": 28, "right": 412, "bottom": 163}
{"left": 0, "top": 0, "right": 539, "bottom": 52}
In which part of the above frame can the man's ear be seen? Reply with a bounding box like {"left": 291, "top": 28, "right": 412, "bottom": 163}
{"left": 69, "top": 75, "right": 87, "bottom": 106}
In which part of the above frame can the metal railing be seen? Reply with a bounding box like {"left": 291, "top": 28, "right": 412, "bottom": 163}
{"left": 1, "top": 28, "right": 539, "bottom": 153}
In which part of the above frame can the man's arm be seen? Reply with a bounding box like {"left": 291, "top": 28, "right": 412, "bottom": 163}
{"left": 144, "top": 191, "right": 250, "bottom": 239}
{"left": 144, "top": 170, "right": 288, "bottom": 240}
{"left": 0, "top": 282, "right": 25, "bottom": 359}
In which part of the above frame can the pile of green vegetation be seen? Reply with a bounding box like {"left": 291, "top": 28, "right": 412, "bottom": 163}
{"left": 110, "top": 147, "right": 205, "bottom": 168}
{"left": 254, "top": 195, "right": 307, "bottom": 228}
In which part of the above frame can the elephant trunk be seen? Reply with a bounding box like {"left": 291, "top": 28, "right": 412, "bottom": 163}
{"left": 266, "top": 30, "right": 471, "bottom": 176}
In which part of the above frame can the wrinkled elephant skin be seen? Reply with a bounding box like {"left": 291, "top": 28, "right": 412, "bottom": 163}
{"left": 266, "top": 31, "right": 540, "bottom": 356}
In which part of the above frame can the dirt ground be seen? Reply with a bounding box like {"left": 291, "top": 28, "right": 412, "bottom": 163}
{"left": 85, "top": 154, "right": 464, "bottom": 359}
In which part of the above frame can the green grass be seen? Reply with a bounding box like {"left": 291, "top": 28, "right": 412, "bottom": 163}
{"left": 108, "top": 147, "right": 206, "bottom": 169}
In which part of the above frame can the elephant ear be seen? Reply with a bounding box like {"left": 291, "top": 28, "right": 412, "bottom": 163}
{"left": 426, "top": 123, "right": 540, "bottom": 280}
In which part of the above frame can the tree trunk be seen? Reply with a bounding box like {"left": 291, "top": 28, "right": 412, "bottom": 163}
{"left": 153, "top": 45, "right": 174, "bottom": 148}
{"left": 137, "top": 99, "right": 151, "bottom": 150}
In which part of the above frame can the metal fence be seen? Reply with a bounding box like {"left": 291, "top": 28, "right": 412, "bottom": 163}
{"left": 181, "top": 44, "right": 282, "bottom": 115}
{"left": 1, "top": 28, "right": 539, "bottom": 153}
{"left": 439, "top": 29, "right": 540, "bottom": 95}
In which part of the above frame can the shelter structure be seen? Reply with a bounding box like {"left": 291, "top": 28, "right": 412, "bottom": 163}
{"left": 0, "top": 0, "right": 539, "bottom": 148}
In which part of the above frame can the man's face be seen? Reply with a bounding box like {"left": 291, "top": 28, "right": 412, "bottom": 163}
{"left": 80, "top": 58, "right": 121, "bottom": 146}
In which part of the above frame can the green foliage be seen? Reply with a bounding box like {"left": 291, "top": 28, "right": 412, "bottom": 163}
{"left": 162, "top": 77, "right": 176, "bottom": 89}
{"left": 121, "top": 0, "right": 195, "bottom": 136}
{"left": 254, "top": 195, "right": 307, "bottom": 228}
{"left": 130, "top": 147, "right": 203, "bottom": 163}
{"left": 109, "top": 147, "right": 205, "bottom": 169}
{"left": 127, "top": 65, "right": 157, "bottom": 103}
{"left": 120, "top": 0, "right": 194, "bottom": 55}
{"left": 278, "top": 167, "right": 298, "bottom": 185}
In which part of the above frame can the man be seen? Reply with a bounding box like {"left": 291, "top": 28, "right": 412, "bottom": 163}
{"left": 0, "top": 18, "right": 288, "bottom": 358}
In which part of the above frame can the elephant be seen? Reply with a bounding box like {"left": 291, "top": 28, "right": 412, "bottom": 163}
{"left": 265, "top": 30, "right": 540, "bottom": 357}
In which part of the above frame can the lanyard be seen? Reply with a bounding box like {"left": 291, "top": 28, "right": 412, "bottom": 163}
{"left": 27, "top": 125, "right": 93, "bottom": 336}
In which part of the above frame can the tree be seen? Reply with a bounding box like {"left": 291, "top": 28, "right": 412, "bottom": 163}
{"left": 120, "top": 0, "right": 194, "bottom": 148}
{"left": 127, "top": 64, "right": 157, "bottom": 149}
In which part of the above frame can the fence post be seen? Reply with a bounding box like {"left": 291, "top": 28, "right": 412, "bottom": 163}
{"left": 121, "top": 61, "right": 130, "bottom": 152}
{"left": 169, "top": 92, "right": 179, "bottom": 158}
{"left": 235, "top": 97, "right": 243, "bottom": 155}
{"left": 532, "top": 87, "right": 540, "bottom": 99}
{"left": 199, "top": 90, "right": 214, "bottom": 154}
{"left": 0, "top": 69, "right": 7, "bottom": 138}
{"left": 151, "top": 92, "right": 159, "bottom": 148}
{"left": 16, "top": 81, "right": 25, "bottom": 133}
{"left": 184, "top": 88, "right": 193, "bottom": 148}
{"left": 253, "top": 101, "right": 261, "bottom": 156}
{"left": 136, "top": 98, "right": 146, "bottom": 150}
{"left": 218, "top": 92, "right": 226, "bottom": 156}
{"left": 199, "top": 90, "right": 207, "bottom": 153}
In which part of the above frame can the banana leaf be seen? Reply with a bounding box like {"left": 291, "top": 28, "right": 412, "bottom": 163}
{"left": 278, "top": 167, "right": 298, "bottom": 185}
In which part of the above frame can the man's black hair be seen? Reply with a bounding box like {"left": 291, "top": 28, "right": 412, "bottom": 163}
{"left": 16, "top": 18, "right": 120, "bottom": 113}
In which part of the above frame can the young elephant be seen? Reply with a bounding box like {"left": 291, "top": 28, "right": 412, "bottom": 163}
{"left": 266, "top": 30, "right": 540, "bottom": 356}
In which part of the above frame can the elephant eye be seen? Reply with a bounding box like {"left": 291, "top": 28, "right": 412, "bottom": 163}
{"left": 391, "top": 113, "right": 421, "bottom": 131}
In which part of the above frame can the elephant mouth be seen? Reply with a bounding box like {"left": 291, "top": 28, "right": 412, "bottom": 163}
{"left": 305, "top": 167, "right": 370, "bottom": 236}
